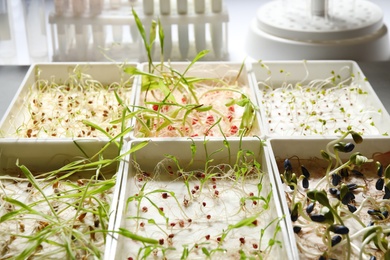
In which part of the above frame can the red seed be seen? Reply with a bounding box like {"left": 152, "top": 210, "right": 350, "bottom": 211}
{"left": 159, "top": 207, "right": 164, "bottom": 212}
{"left": 179, "top": 220, "right": 185, "bottom": 228}
{"left": 212, "top": 184, "right": 217, "bottom": 189}
{"left": 214, "top": 190, "right": 219, "bottom": 196}
{"left": 239, "top": 237, "right": 245, "bottom": 244}
{"left": 140, "top": 222, "right": 145, "bottom": 227}
{"left": 228, "top": 106, "right": 235, "bottom": 112}
{"left": 142, "top": 206, "right": 148, "bottom": 212}
{"left": 162, "top": 193, "right": 169, "bottom": 199}
{"left": 207, "top": 215, "right": 211, "bottom": 219}
{"left": 202, "top": 202, "right": 206, "bottom": 207}
{"left": 188, "top": 219, "right": 192, "bottom": 223}
{"left": 230, "top": 125, "right": 238, "bottom": 134}
{"left": 194, "top": 185, "right": 200, "bottom": 190}
{"left": 249, "top": 192, "right": 254, "bottom": 196}
{"left": 152, "top": 104, "right": 159, "bottom": 111}
{"left": 170, "top": 222, "right": 176, "bottom": 227}
{"left": 206, "top": 115, "right": 214, "bottom": 124}
{"left": 168, "top": 234, "right": 174, "bottom": 238}
{"left": 205, "top": 235, "right": 210, "bottom": 240}
{"left": 217, "top": 237, "right": 221, "bottom": 242}
{"left": 159, "top": 239, "right": 164, "bottom": 245}
{"left": 253, "top": 243, "right": 258, "bottom": 249}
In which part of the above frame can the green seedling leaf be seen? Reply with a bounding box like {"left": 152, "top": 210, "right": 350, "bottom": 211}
{"left": 385, "top": 164, "right": 390, "bottom": 179}
{"left": 320, "top": 150, "right": 331, "bottom": 162}
{"left": 181, "top": 246, "right": 189, "bottom": 260}
{"left": 202, "top": 247, "right": 211, "bottom": 257}
{"left": 385, "top": 249, "right": 390, "bottom": 260}
{"left": 310, "top": 190, "right": 331, "bottom": 208}
{"left": 228, "top": 215, "right": 259, "bottom": 230}
{"left": 182, "top": 50, "right": 210, "bottom": 76}
{"left": 118, "top": 228, "right": 158, "bottom": 244}
{"left": 195, "top": 105, "right": 213, "bottom": 112}
{"left": 350, "top": 152, "right": 370, "bottom": 166}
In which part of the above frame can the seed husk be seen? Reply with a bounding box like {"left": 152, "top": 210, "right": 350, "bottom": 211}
{"left": 329, "top": 224, "right": 349, "bottom": 234}
{"left": 376, "top": 178, "right": 384, "bottom": 190}
{"left": 331, "top": 235, "right": 342, "bottom": 246}
{"left": 310, "top": 214, "right": 326, "bottom": 223}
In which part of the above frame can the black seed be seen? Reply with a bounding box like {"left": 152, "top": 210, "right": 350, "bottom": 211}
{"left": 341, "top": 192, "right": 354, "bottom": 205}
{"left": 382, "top": 210, "right": 388, "bottom": 218}
{"left": 351, "top": 169, "right": 363, "bottom": 177}
{"left": 329, "top": 224, "right": 349, "bottom": 234}
{"left": 310, "top": 214, "right": 326, "bottom": 223}
{"left": 347, "top": 204, "right": 357, "bottom": 213}
{"left": 306, "top": 202, "right": 315, "bottom": 214}
{"left": 368, "top": 209, "right": 381, "bottom": 216}
{"left": 377, "top": 164, "right": 383, "bottom": 177}
{"left": 332, "top": 173, "right": 342, "bottom": 186}
{"left": 291, "top": 206, "right": 299, "bottom": 222}
{"left": 367, "top": 221, "right": 374, "bottom": 227}
{"left": 347, "top": 183, "right": 358, "bottom": 191}
{"left": 343, "top": 142, "right": 355, "bottom": 152}
{"left": 384, "top": 186, "right": 390, "bottom": 199}
{"left": 284, "top": 159, "right": 292, "bottom": 171}
{"left": 331, "top": 235, "right": 342, "bottom": 246}
{"left": 319, "top": 256, "right": 326, "bottom": 260}
{"left": 340, "top": 168, "right": 349, "bottom": 178}
{"left": 329, "top": 187, "right": 338, "bottom": 195}
{"left": 301, "top": 165, "right": 310, "bottom": 178}
{"left": 293, "top": 226, "right": 302, "bottom": 233}
{"left": 376, "top": 178, "right": 384, "bottom": 190}
{"left": 370, "top": 255, "right": 377, "bottom": 260}
{"left": 302, "top": 178, "right": 309, "bottom": 189}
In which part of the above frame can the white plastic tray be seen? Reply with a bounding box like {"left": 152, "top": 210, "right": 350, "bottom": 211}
{"left": 131, "top": 62, "right": 263, "bottom": 139}
{"left": 108, "top": 138, "right": 293, "bottom": 260}
{"left": 0, "top": 62, "right": 138, "bottom": 140}
{"left": 248, "top": 60, "right": 390, "bottom": 137}
{"left": 267, "top": 136, "right": 390, "bottom": 259}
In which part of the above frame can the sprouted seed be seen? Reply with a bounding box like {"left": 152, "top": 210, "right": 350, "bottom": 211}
{"left": 278, "top": 132, "right": 390, "bottom": 259}
{"left": 8, "top": 65, "right": 133, "bottom": 138}
{"left": 258, "top": 63, "right": 385, "bottom": 136}
{"left": 119, "top": 144, "right": 284, "bottom": 259}
{"left": 0, "top": 168, "right": 115, "bottom": 259}
{"left": 127, "top": 63, "right": 258, "bottom": 138}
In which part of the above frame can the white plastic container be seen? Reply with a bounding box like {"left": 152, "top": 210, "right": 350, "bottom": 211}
{"left": 108, "top": 138, "right": 294, "bottom": 260}
{"left": 0, "top": 62, "right": 138, "bottom": 140}
{"left": 267, "top": 136, "right": 390, "bottom": 260}
{"left": 247, "top": 60, "right": 390, "bottom": 137}
{"left": 0, "top": 137, "right": 127, "bottom": 259}
{"left": 131, "top": 62, "right": 262, "bottom": 139}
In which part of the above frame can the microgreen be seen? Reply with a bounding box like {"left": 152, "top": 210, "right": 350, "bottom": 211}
{"left": 279, "top": 132, "right": 390, "bottom": 259}
{"left": 119, "top": 139, "right": 285, "bottom": 259}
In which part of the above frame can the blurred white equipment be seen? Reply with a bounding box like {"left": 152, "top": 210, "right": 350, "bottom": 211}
{"left": 49, "top": 0, "right": 229, "bottom": 62}
{"left": 245, "top": 0, "right": 390, "bottom": 61}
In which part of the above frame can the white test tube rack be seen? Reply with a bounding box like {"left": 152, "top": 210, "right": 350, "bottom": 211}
{"left": 49, "top": 0, "right": 229, "bottom": 62}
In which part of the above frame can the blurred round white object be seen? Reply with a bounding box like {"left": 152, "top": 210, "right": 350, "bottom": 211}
{"left": 245, "top": 0, "right": 390, "bottom": 61}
